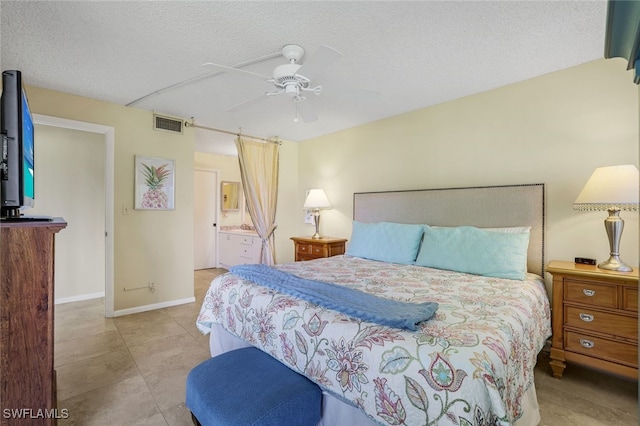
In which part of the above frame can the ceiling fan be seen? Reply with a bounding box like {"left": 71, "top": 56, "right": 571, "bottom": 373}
{"left": 204, "top": 44, "right": 377, "bottom": 123}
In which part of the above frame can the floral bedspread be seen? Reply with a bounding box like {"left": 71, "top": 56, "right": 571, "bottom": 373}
{"left": 197, "top": 256, "right": 551, "bottom": 426}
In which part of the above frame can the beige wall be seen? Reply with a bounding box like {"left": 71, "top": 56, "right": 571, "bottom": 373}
{"left": 273, "top": 140, "right": 299, "bottom": 264}
{"left": 26, "top": 86, "right": 195, "bottom": 312}
{"left": 31, "top": 125, "right": 106, "bottom": 301}
{"left": 22, "top": 57, "right": 638, "bottom": 312}
{"left": 297, "top": 59, "right": 639, "bottom": 293}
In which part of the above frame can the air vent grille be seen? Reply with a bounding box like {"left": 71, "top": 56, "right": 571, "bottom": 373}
{"left": 153, "top": 114, "right": 183, "bottom": 134}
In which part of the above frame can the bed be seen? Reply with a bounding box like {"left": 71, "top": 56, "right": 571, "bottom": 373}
{"left": 197, "top": 184, "right": 551, "bottom": 426}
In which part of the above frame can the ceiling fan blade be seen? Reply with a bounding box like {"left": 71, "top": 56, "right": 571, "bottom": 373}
{"left": 296, "top": 100, "right": 318, "bottom": 123}
{"left": 203, "top": 62, "right": 270, "bottom": 81}
{"left": 296, "top": 45, "right": 344, "bottom": 80}
{"left": 321, "top": 86, "right": 381, "bottom": 103}
{"left": 226, "top": 94, "right": 268, "bottom": 112}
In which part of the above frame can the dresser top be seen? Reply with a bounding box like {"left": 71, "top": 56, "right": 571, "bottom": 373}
{"left": 0, "top": 216, "right": 67, "bottom": 230}
{"left": 291, "top": 236, "right": 348, "bottom": 244}
{"left": 547, "top": 260, "right": 638, "bottom": 282}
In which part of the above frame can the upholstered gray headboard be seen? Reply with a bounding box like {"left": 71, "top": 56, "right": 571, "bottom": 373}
{"left": 353, "top": 184, "right": 545, "bottom": 276}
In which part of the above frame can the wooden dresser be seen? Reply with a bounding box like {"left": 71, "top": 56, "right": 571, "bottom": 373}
{"left": 546, "top": 260, "right": 638, "bottom": 380}
{"left": 291, "top": 237, "right": 347, "bottom": 261}
{"left": 1, "top": 218, "right": 67, "bottom": 425}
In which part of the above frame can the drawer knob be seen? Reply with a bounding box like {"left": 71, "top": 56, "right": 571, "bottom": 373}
{"left": 582, "top": 289, "right": 595, "bottom": 297}
{"left": 579, "top": 339, "right": 595, "bottom": 349}
{"left": 579, "top": 313, "right": 594, "bottom": 322}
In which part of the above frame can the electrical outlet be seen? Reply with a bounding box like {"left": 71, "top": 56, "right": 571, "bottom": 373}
{"left": 304, "top": 211, "right": 314, "bottom": 224}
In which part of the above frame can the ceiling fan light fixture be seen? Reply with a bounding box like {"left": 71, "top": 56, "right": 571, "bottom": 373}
{"left": 213, "top": 43, "right": 354, "bottom": 123}
{"left": 281, "top": 44, "right": 305, "bottom": 63}
{"left": 293, "top": 101, "right": 300, "bottom": 123}
{"left": 285, "top": 84, "right": 299, "bottom": 97}
{"left": 272, "top": 64, "right": 306, "bottom": 85}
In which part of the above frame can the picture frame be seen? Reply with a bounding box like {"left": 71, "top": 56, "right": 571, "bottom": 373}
{"left": 134, "top": 155, "right": 175, "bottom": 210}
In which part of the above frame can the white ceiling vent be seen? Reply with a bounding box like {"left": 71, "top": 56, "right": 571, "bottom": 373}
{"left": 153, "top": 114, "right": 183, "bottom": 134}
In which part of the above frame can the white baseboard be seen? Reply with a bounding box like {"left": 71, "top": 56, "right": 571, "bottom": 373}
{"left": 55, "top": 291, "right": 105, "bottom": 305}
{"left": 112, "top": 297, "right": 196, "bottom": 317}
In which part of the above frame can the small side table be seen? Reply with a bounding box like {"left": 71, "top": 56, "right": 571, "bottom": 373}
{"left": 291, "top": 237, "right": 347, "bottom": 261}
{"left": 546, "top": 260, "right": 638, "bottom": 380}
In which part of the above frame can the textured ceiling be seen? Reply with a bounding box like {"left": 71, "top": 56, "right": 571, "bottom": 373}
{"left": 1, "top": 1, "right": 607, "bottom": 155}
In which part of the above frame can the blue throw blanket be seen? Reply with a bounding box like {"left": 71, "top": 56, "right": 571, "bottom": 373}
{"left": 229, "top": 264, "right": 438, "bottom": 331}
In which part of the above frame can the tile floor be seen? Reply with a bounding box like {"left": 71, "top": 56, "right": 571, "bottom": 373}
{"left": 54, "top": 269, "right": 638, "bottom": 425}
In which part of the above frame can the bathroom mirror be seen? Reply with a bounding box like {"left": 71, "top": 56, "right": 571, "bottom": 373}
{"left": 221, "top": 181, "right": 240, "bottom": 211}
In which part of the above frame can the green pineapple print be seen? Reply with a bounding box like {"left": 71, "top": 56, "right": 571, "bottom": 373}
{"left": 141, "top": 163, "right": 170, "bottom": 209}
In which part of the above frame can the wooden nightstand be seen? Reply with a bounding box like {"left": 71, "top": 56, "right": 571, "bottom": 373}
{"left": 546, "top": 260, "right": 638, "bottom": 380}
{"left": 291, "top": 237, "right": 347, "bottom": 261}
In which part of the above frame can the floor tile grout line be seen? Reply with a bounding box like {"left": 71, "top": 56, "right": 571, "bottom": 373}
{"left": 117, "top": 316, "right": 171, "bottom": 426}
{"left": 53, "top": 270, "right": 221, "bottom": 424}
{"left": 120, "top": 313, "right": 198, "bottom": 425}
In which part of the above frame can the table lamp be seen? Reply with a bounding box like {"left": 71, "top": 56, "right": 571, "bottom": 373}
{"left": 303, "top": 189, "right": 332, "bottom": 239}
{"left": 573, "top": 165, "right": 639, "bottom": 272}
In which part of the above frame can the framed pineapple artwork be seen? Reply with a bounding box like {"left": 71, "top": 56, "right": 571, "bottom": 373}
{"left": 134, "top": 155, "right": 175, "bottom": 210}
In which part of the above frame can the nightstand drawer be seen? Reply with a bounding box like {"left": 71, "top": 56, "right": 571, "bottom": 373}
{"left": 291, "top": 237, "right": 347, "bottom": 262}
{"left": 311, "top": 245, "right": 327, "bottom": 257}
{"left": 565, "top": 306, "right": 637, "bottom": 340}
{"left": 564, "top": 279, "right": 616, "bottom": 308}
{"left": 565, "top": 331, "right": 638, "bottom": 367}
{"left": 623, "top": 287, "right": 638, "bottom": 312}
{"left": 296, "top": 244, "right": 327, "bottom": 259}
{"left": 296, "top": 244, "right": 313, "bottom": 256}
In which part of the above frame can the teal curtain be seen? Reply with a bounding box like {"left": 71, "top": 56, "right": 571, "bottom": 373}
{"left": 605, "top": 0, "right": 640, "bottom": 84}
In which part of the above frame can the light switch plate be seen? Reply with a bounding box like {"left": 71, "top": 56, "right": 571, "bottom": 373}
{"left": 304, "top": 211, "right": 314, "bottom": 224}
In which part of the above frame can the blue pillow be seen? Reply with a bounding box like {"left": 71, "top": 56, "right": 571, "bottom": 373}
{"left": 415, "top": 225, "right": 530, "bottom": 280}
{"left": 346, "top": 221, "right": 424, "bottom": 264}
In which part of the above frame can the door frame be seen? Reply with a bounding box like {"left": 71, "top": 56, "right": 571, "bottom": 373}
{"left": 33, "top": 114, "right": 115, "bottom": 317}
{"left": 194, "top": 167, "right": 220, "bottom": 269}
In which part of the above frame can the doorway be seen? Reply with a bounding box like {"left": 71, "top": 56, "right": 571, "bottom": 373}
{"left": 32, "top": 124, "right": 105, "bottom": 302}
{"left": 32, "top": 114, "right": 115, "bottom": 317}
{"left": 194, "top": 169, "right": 219, "bottom": 269}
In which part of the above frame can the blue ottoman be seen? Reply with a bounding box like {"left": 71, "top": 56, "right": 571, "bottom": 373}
{"left": 186, "top": 347, "right": 322, "bottom": 426}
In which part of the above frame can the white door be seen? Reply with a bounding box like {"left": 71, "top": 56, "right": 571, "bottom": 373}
{"left": 194, "top": 169, "right": 218, "bottom": 269}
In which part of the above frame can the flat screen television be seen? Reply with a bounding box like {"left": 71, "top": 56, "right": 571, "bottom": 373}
{"left": 1, "top": 70, "right": 39, "bottom": 220}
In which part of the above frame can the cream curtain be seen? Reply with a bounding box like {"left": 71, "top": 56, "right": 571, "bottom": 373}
{"left": 235, "top": 137, "right": 279, "bottom": 265}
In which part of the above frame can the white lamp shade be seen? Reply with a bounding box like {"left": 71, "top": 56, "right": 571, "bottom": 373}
{"left": 574, "top": 165, "right": 639, "bottom": 211}
{"left": 303, "top": 189, "right": 332, "bottom": 210}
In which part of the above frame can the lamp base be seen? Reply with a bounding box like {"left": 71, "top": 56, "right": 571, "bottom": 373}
{"left": 310, "top": 209, "right": 322, "bottom": 239}
{"left": 598, "top": 255, "right": 633, "bottom": 272}
{"left": 599, "top": 208, "right": 633, "bottom": 272}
